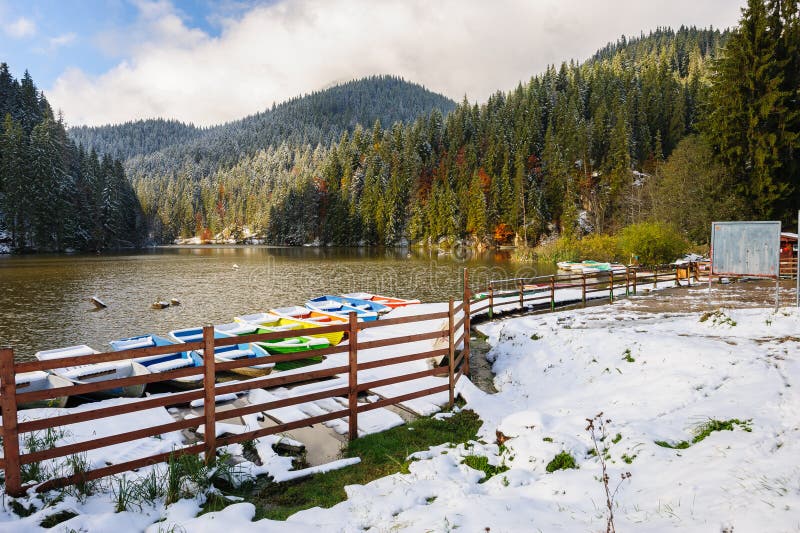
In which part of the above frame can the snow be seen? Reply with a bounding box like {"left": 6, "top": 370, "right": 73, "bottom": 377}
{"left": 6, "top": 289, "right": 799, "bottom": 531}
{"left": 173, "top": 301, "right": 800, "bottom": 532}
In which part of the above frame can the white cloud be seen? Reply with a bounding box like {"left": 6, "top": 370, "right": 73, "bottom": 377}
{"left": 49, "top": 32, "right": 77, "bottom": 49}
{"left": 4, "top": 16, "right": 36, "bottom": 38}
{"left": 48, "top": 0, "right": 744, "bottom": 127}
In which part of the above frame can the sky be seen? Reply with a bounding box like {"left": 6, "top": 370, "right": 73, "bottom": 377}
{"left": 0, "top": 0, "right": 744, "bottom": 127}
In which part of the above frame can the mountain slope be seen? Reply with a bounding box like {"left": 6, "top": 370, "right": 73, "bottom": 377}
{"left": 69, "top": 75, "right": 457, "bottom": 180}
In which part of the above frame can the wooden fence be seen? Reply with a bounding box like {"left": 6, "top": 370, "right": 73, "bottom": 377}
{"left": 471, "top": 264, "right": 688, "bottom": 319}
{"left": 0, "top": 296, "right": 470, "bottom": 497}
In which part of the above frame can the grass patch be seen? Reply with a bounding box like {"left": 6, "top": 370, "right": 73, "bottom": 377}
{"left": 699, "top": 310, "right": 737, "bottom": 327}
{"left": 530, "top": 333, "right": 543, "bottom": 341}
{"left": 542, "top": 437, "right": 553, "bottom": 442}
{"left": 273, "top": 356, "right": 324, "bottom": 372}
{"left": 461, "top": 455, "right": 509, "bottom": 483}
{"left": 546, "top": 451, "right": 577, "bottom": 473}
{"left": 40, "top": 510, "right": 78, "bottom": 528}
{"left": 246, "top": 409, "right": 481, "bottom": 521}
{"left": 656, "top": 418, "right": 752, "bottom": 449}
{"left": 621, "top": 349, "right": 635, "bottom": 363}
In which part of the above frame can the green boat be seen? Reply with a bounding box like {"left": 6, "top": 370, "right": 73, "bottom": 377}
{"left": 218, "top": 321, "right": 330, "bottom": 355}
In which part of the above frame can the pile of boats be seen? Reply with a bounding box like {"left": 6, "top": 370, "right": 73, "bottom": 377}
{"left": 17, "top": 293, "right": 421, "bottom": 409}
{"left": 556, "top": 260, "right": 626, "bottom": 274}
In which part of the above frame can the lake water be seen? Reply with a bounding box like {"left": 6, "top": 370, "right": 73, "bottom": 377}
{"left": 0, "top": 246, "right": 555, "bottom": 360}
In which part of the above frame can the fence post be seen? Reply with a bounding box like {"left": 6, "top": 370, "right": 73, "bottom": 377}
{"left": 448, "top": 298, "right": 455, "bottom": 408}
{"left": 518, "top": 279, "right": 524, "bottom": 311}
{"left": 0, "top": 347, "right": 22, "bottom": 497}
{"left": 463, "top": 268, "right": 471, "bottom": 377}
{"left": 609, "top": 270, "right": 615, "bottom": 302}
{"left": 348, "top": 312, "right": 358, "bottom": 441}
{"left": 202, "top": 325, "right": 217, "bottom": 464}
{"left": 550, "top": 276, "right": 555, "bottom": 311}
{"left": 488, "top": 282, "right": 494, "bottom": 318}
{"left": 674, "top": 264, "right": 680, "bottom": 287}
{"left": 653, "top": 267, "right": 658, "bottom": 289}
{"left": 625, "top": 268, "right": 630, "bottom": 296}
{"left": 632, "top": 268, "right": 637, "bottom": 295}
{"left": 581, "top": 273, "right": 587, "bottom": 306}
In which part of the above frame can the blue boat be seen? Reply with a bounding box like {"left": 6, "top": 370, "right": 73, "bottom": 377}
{"left": 305, "top": 295, "right": 386, "bottom": 321}
{"left": 169, "top": 325, "right": 275, "bottom": 377}
{"left": 109, "top": 334, "right": 203, "bottom": 387}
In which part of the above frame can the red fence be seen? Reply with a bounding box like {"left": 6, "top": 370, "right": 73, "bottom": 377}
{"left": 0, "top": 296, "right": 469, "bottom": 497}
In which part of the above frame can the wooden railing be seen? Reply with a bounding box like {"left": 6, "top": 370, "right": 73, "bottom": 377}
{"left": 0, "top": 299, "right": 469, "bottom": 497}
{"left": 469, "top": 264, "right": 689, "bottom": 319}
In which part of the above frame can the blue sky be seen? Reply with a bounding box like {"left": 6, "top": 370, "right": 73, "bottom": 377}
{"left": 0, "top": 1, "right": 744, "bottom": 127}
{"left": 0, "top": 1, "right": 262, "bottom": 85}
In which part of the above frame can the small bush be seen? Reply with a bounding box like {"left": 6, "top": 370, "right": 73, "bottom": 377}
{"left": 578, "top": 233, "right": 620, "bottom": 262}
{"left": 621, "top": 349, "right": 635, "bottom": 363}
{"left": 461, "top": 455, "right": 509, "bottom": 482}
{"left": 618, "top": 222, "right": 689, "bottom": 265}
{"left": 545, "top": 451, "right": 577, "bottom": 473}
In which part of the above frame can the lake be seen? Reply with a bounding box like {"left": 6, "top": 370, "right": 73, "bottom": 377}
{"left": 0, "top": 246, "right": 555, "bottom": 360}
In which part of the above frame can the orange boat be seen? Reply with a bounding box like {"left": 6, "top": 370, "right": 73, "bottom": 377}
{"left": 342, "top": 292, "right": 421, "bottom": 309}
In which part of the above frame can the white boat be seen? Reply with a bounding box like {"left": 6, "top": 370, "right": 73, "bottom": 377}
{"left": 35, "top": 345, "right": 150, "bottom": 398}
{"left": 15, "top": 371, "right": 74, "bottom": 409}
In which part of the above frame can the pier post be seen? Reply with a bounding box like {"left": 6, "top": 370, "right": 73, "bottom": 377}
{"left": 348, "top": 312, "right": 358, "bottom": 441}
{"left": 448, "top": 299, "right": 455, "bottom": 408}
{"left": 463, "top": 268, "right": 471, "bottom": 377}
{"left": 0, "top": 347, "right": 21, "bottom": 497}
{"left": 202, "top": 325, "right": 217, "bottom": 464}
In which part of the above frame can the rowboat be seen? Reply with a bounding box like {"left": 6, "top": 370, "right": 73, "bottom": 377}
{"left": 195, "top": 341, "right": 275, "bottom": 378}
{"left": 556, "top": 261, "right": 580, "bottom": 271}
{"left": 35, "top": 345, "right": 150, "bottom": 398}
{"left": 342, "top": 292, "right": 421, "bottom": 309}
{"left": 167, "top": 326, "right": 229, "bottom": 344}
{"left": 305, "top": 296, "right": 381, "bottom": 321}
{"left": 109, "top": 334, "right": 203, "bottom": 387}
{"left": 237, "top": 310, "right": 346, "bottom": 346}
{"left": 169, "top": 324, "right": 279, "bottom": 377}
{"left": 332, "top": 294, "right": 391, "bottom": 314}
{"left": 15, "top": 371, "right": 74, "bottom": 409}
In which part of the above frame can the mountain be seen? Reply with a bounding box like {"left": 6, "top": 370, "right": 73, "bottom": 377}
{"left": 69, "top": 75, "right": 457, "bottom": 180}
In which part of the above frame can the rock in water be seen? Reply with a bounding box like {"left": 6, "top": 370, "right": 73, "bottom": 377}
{"left": 90, "top": 296, "right": 107, "bottom": 309}
{"left": 151, "top": 301, "right": 170, "bottom": 310}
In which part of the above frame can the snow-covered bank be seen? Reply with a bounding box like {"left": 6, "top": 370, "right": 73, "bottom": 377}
{"left": 179, "top": 302, "right": 798, "bottom": 532}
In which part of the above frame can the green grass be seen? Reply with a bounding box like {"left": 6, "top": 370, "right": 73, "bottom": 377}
{"left": 461, "top": 455, "right": 509, "bottom": 483}
{"left": 238, "top": 409, "right": 482, "bottom": 521}
{"left": 546, "top": 451, "right": 577, "bottom": 473}
{"left": 622, "top": 349, "right": 635, "bottom": 363}
{"left": 40, "top": 510, "right": 78, "bottom": 528}
{"left": 655, "top": 418, "right": 752, "bottom": 449}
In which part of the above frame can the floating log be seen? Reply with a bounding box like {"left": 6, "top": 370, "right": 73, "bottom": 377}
{"left": 90, "top": 296, "right": 107, "bottom": 309}
{"left": 151, "top": 301, "right": 170, "bottom": 310}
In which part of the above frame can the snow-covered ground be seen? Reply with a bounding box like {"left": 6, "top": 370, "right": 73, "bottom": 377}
{"left": 3, "top": 286, "right": 800, "bottom": 532}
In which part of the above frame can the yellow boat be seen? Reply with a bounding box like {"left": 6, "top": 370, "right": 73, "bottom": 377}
{"left": 235, "top": 308, "right": 347, "bottom": 346}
